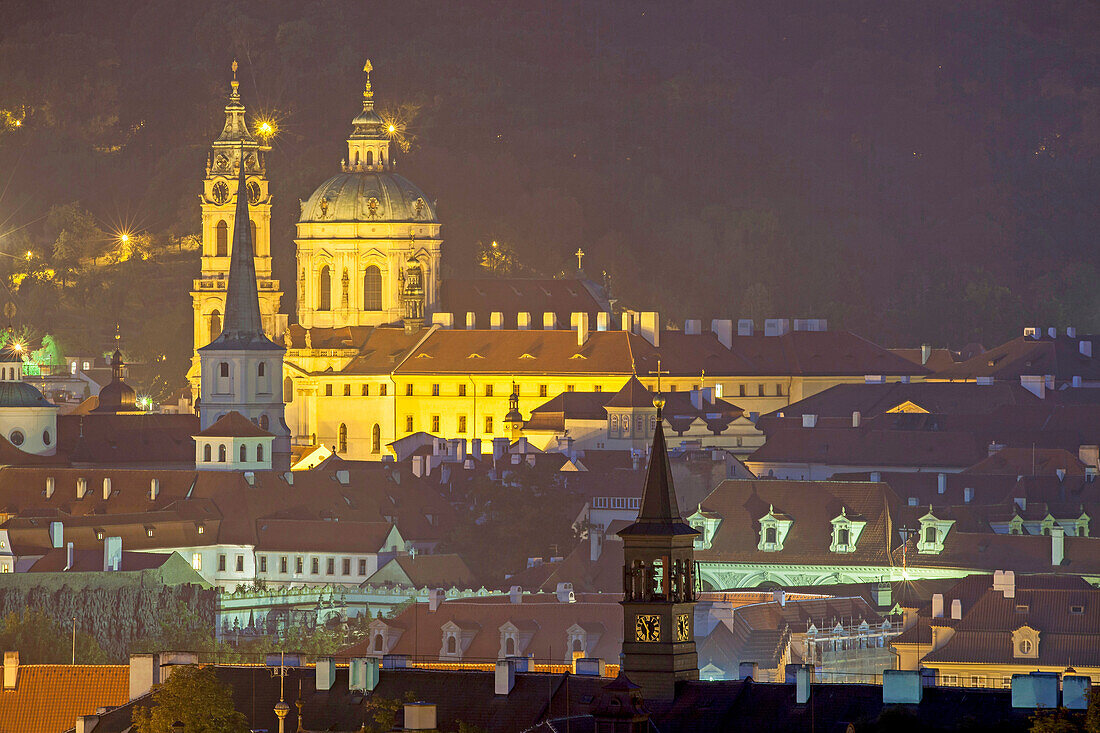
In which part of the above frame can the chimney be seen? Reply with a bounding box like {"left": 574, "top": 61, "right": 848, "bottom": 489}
{"left": 993, "top": 570, "right": 1016, "bottom": 598}
{"left": 75, "top": 717, "right": 99, "bottom": 733}
{"left": 852, "top": 411, "right": 861, "bottom": 428}
{"left": 1052, "top": 525, "right": 1065, "bottom": 566}
{"left": 150, "top": 478, "right": 159, "bottom": 501}
{"left": 1081, "top": 341, "right": 1093, "bottom": 358}
{"left": 509, "top": 585, "right": 522, "bottom": 604}
{"left": 802, "top": 414, "right": 817, "bottom": 428}
{"left": 101, "top": 477, "right": 111, "bottom": 501}
{"left": 1067, "top": 327, "right": 1077, "bottom": 338}
{"left": 691, "top": 389, "right": 703, "bottom": 411}
{"left": 639, "top": 312, "right": 660, "bottom": 347}
{"left": 315, "top": 658, "right": 335, "bottom": 691}
{"left": 874, "top": 581, "right": 892, "bottom": 608}
{"left": 883, "top": 669, "right": 923, "bottom": 704}
{"left": 543, "top": 312, "right": 558, "bottom": 330}
{"left": 621, "top": 312, "right": 634, "bottom": 333}
{"left": 920, "top": 344, "right": 932, "bottom": 365}
{"left": 684, "top": 319, "right": 701, "bottom": 335}
{"left": 1048, "top": 326, "right": 1057, "bottom": 339}
{"left": 471, "top": 438, "right": 482, "bottom": 459}
{"left": 49, "top": 521, "right": 63, "bottom": 549}
{"left": 795, "top": 664, "right": 813, "bottom": 704}
{"left": 465, "top": 312, "right": 477, "bottom": 329}
{"left": 129, "top": 653, "right": 159, "bottom": 700}
{"left": 590, "top": 527, "right": 603, "bottom": 562}
{"left": 404, "top": 703, "right": 437, "bottom": 731}
{"left": 575, "top": 658, "right": 605, "bottom": 676}
{"left": 931, "top": 593, "right": 944, "bottom": 618}
{"left": 412, "top": 455, "right": 425, "bottom": 478}
{"left": 950, "top": 599, "right": 962, "bottom": 620}
{"left": 3, "top": 651, "right": 18, "bottom": 690}
{"left": 937, "top": 473, "right": 946, "bottom": 494}
{"left": 764, "top": 319, "right": 790, "bottom": 337}
{"left": 64, "top": 541, "right": 74, "bottom": 571}
{"left": 431, "top": 312, "right": 454, "bottom": 328}
{"left": 737, "top": 319, "right": 754, "bottom": 337}
{"left": 572, "top": 312, "right": 589, "bottom": 346}
{"left": 1073, "top": 376, "right": 1083, "bottom": 388}
{"left": 490, "top": 312, "right": 503, "bottom": 330}
{"left": 596, "top": 312, "right": 610, "bottom": 332}
{"left": 103, "top": 536, "right": 122, "bottom": 572}
{"left": 492, "top": 437, "right": 508, "bottom": 461}
{"left": 870, "top": 471, "right": 881, "bottom": 482}
{"left": 349, "top": 658, "right": 379, "bottom": 692}
{"left": 76, "top": 477, "right": 88, "bottom": 499}
{"left": 556, "top": 582, "right": 575, "bottom": 603}
{"left": 711, "top": 319, "right": 733, "bottom": 348}
{"left": 45, "top": 476, "right": 54, "bottom": 499}
{"left": 428, "top": 588, "right": 445, "bottom": 612}
{"left": 495, "top": 659, "right": 516, "bottom": 695}
{"left": 517, "top": 312, "right": 531, "bottom": 330}
{"left": 454, "top": 439, "right": 467, "bottom": 463}
{"left": 773, "top": 588, "right": 786, "bottom": 607}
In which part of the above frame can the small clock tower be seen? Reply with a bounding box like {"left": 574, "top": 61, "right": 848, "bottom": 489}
{"left": 189, "top": 60, "right": 282, "bottom": 394}
{"left": 618, "top": 396, "right": 699, "bottom": 701}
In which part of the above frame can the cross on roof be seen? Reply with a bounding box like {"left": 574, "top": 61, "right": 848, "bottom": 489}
{"left": 649, "top": 358, "right": 670, "bottom": 395}
{"left": 574, "top": 248, "right": 585, "bottom": 270}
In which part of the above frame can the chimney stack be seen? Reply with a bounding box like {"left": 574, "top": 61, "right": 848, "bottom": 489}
{"left": 3, "top": 651, "right": 18, "bottom": 690}
{"left": 920, "top": 344, "right": 932, "bottom": 365}
{"left": 795, "top": 665, "right": 813, "bottom": 704}
{"left": 684, "top": 319, "right": 701, "bottom": 335}
{"left": 45, "top": 476, "right": 54, "bottom": 499}
{"left": 639, "top": 312, "right": 660, "bottom": 347}
{"left": 102, "top": 477, "right": 112, "bottom": 501}
{"left": 150, "top": 478, "right": 159, "bottom": 501}
{"left": 465, "top": 312, "right": 477, "bottom": 330}
{"left": 49, "top": 521, "right": 63, "bottom": 549}
{"left": 572, "top": 312, "right": 590, "bottom": 346}
{"left": 711, "top": 319, "right": 733, "bottom": 349}
{"left": 937, "top": 473, "right": 946, "bottom": 494}
{"left": 517, "top": 312, "right": 531, "bottom": 330}
{"left": 429, "top": 588, "right": 445, "bottom": 612}
{"left": 509, "top": 585, "right": 522, "bottom": 604}
{"left": 852, "top": 411, "right": 861, "bottom": 428}
{"left": 65, "top": 542, "right": 74, "bottom": 571}
{"left": 596, "top": 312, "right": 610, "bottom": 332}
{"left": 1052, "top": 525, "right": 1065, "bottom": 566}
{"left": 495, "top": 659, "right": 516, "bottom": 695}
{"left": 490, "top": 312, "right": 504, "bottom": 330}
{"left": 103, "top": 536, "right": 122, "bottom": 572}
{"left": 543, "top": 312, "right": 558, "bottom": 330}
{"left": 950, "top": 599, "right": 962, "bottom": 620}
{"left": 737, "top": 319, "right": 754, "bottom": 337}
{"left": 931, "top": 593, "right": 944, "bottom": 618}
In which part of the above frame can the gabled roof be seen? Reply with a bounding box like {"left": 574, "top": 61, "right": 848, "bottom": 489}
{"left": 254, "top": 519, "right": 397, "bottom": 553}
{"left": 366, "top": 553, "right": 476, "bottom": 589}
{"left": 931, "top": 333, "right": 1100, "bottom": 381}
{"left": 604, "top": 375, "right": 654, "bottom": 408}
{"left": 196, "top": 410, "right": 272, "bottom": 438}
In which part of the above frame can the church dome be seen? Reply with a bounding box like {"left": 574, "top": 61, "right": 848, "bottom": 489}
{"left": 0, "top": 381, "right": 50, "bottom": 408}
{"left": 299, "top": 172, "right": 438, "bottom": 224}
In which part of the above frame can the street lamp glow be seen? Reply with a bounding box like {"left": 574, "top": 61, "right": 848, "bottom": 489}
{"left": 24, "top": 251, "right": 32, "bottom": 260}
{"left": 388, "top": 124, "right": 396, "bottom": 133}
{"left": 119, "top": 233, "right": 130, "bottom": 244}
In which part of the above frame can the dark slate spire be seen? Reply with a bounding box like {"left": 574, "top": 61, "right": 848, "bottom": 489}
{"left": 619, "top": 400, "right": 698, "bottom": 536}
{"left": 201, "top": 142, "right": 281, "bottom": 352}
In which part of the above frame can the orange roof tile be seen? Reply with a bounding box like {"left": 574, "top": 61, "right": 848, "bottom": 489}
{"left": 0, "top": 664, "right": 129, "bottom": 733}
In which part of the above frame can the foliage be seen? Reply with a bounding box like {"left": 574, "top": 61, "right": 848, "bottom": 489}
{"left": 131, "top": 665, "right": 249, "bottom": 733}
{"left": 0, "top": 607, "right": 110, "bottom": 664}
{"left": 1029, "top": 688, "right": 1100, "bottom": 733}
{"left": 362, "top": 691, "right": 418, "bottom": 733}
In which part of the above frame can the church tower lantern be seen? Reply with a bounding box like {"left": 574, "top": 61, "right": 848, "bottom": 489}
{"left": 617, "top": 394, "right": 699, "bottom": 701}
{"left": 188, "top": 60, "right": 283, "bottom": 394}
{"left": 198, "top": 141, "right": 291, "bottom": 472}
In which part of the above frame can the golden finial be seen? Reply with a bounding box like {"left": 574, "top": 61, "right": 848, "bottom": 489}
{"left": 649, "top": 358, "right": 670, "bottom": 417}
{"left": 230, "top": 58, "right": 240, "bottom": 99}
{"left": 232, "top": 58, "right": 238, "bottom": 80}
{"left": 362, "top": 59, "right": 374, "bottom": 108}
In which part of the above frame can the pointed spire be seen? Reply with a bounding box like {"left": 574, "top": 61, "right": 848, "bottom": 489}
{"left": 201, "top": 142, "right": 279, "bottom": 352}
{"left": 636, "top": 414, "right": 681, "bottom": 523}
{"left": 362, "top": 59, "right": 374, "bottom": 111}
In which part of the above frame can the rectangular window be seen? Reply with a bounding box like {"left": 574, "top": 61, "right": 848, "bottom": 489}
{"left": 567, "top": 384, "right": 575, "bottom": 392}
{"left": 359, "top": 559, "right": 367, "bottom": 575}
{"left": 342, "top": 558, "right": 351, "bottom": 575}
{"left": 235, "top": 555, "right": 244, "bottom": 572}
{"left": 192, "top": 553, "right": 202, "bottom": 571}
{"left": 485, "top": 416, "right": 493, "bottom": 433}
{"left": 775, "top": 383, "right": 784, "bottom": 396}
{"left": 406, "top": 383, "right": 414, "bottom": 396}
{"left": 837, "top": 528, "right": 850, "bottom": 547}
{"left": 280, "top": 556, "right": 288, "bottom": 574}
{"left": 458, "top": 384, "right": 467, "bottom": 397}
{"left": 295, "top": 557, "right": 303, "bottom": 573}
{"left": 311, "top": 557, "right": 319, "bottom": 574}
{"left": 219, "top": 362, "right": 230, "bottom": 378}
{"left": 431, "top": 415, "right": 440, "bottom": 433}
{"left": 326, "top": 558, "right": 335, "bottom": 575}
{"left": 218, "top": 554, "right": 226, "bottom": 572}
{"left": 259, "top": 555, "right": 267, "bottom": 573}
{"left": 362, "top": 384, "right": 369, "bottom": 396}
{"left": 485, "top": 385, "right": 493, "bottom": 397}
{"left": 539, "top": 385, "right": 548, "bottom": 398}
{"left": 970, "top": 675, "right": 985, "bottom": 688}
{"left": 739, "top": 384, "right": 746, "bottom": 397}
{"left": 325, "top": 384, "right": 333, "bottom": 397}
{"left": 458, "top": 415, "right": 467, "bottom": 433}
{"left": 380, "top": 384, "right": 388, "bottom": 396}
{"left": 594, "top": 385, "right": 602, "bottom": 392}
{"left": 344, "top": 384, "right": 351, "bottom": 396}
{"left": 405, "top": 415, "right": 414, "bottom": 432}
{"left": 432, "top": 384, "right": 440, "bottom": 396}
{"left": 757, "top": 384, "right": 765, "bottom": 397}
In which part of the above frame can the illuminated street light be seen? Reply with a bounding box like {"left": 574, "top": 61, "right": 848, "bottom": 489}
{"left": 24, "top": 251, "right": 32, "bottom": 260}
{"left": 119, "top": 233, "right": 130, "bottom": 244}
{"left": 388, "top": 124, "right": 396, "bottom": 133}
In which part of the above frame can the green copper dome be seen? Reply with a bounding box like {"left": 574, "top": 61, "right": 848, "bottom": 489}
{"left": 299, "top": 172, "right": 438, "bottom": 224}
{"left": 0, "top": 381, "right": 50, "bottom": 408}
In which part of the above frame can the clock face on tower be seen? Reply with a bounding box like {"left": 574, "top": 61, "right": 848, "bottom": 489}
{"left": 212, "top": 181, "right": 230, "bottom": 205}
{"left": 635, "top": 614, "right": 660, "bottom": 642}
{"left": 247, "top": 180, "right": 261, "bottom": 205}
{"left": 677, "top": 613, "right": 691, "bottom": 642}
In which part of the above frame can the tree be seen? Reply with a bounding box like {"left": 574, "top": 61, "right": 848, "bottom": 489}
{"left": 0, "top": 608, "right": 110, "bottom": 664}
{"left": 131, "top": 665, "right": 248, "bottom": 733}
{"left": 1029, "top": 688, "right": 1100, "bottom": 733}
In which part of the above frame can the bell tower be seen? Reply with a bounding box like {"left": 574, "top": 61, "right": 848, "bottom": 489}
{"left": 189, "top": 59, "right": 282, "bottom": 394}
{"left": 618, "top": 395, "right": 699, "bottom": 701}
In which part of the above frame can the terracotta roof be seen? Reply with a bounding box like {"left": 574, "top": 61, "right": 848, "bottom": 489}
{"left": 196, "top": 411, "right": 272, "bottom": 438}
{"left": 254, "top": 519, "right": 397, "bottom": 553}
{"left": 604, "top": 375, "right": 654, "bottom": 408}
{"left": 892, "top": 531, "right": 1100, "bottom": 575}
{"left": 527, "top": 391, "right": 614, "bottom": 427}
{"left": 931, "top": 333, "right": 1100, "bottom": 381}
{"left": 440, "top": 277, "right": 609, "bottom": 332}
{"left": 891, "top": 347, "right": 964, "bottom": 372}
{"left": 695, "top": 479, "right": 898, "bottom": 566}
{"left": 0, "top": 664, "right": 129, "bottom": 733}
{"left": 26, "top": 548, "right": 176, "bottom": 572}
{"left": 367, "top": 553, "right": 476, "bottom": 588}
{"left": 748, "top": 427, "right": 985, "bottom": 469}
{"left": 962, "top": 447, "right": 1087, "bottom": 476}
{"left": 57, "top": 412, "right": 198, "bottom": 465}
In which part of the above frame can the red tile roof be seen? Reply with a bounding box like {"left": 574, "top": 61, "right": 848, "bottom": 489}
{"left": 748, "top": 427, "right": 985, "bottom": 469}
{"left": 196, "top": 411, "right": 271, "bottom": 438}
{"left": 0, "top": 664, "right": 129, "bottom": 733}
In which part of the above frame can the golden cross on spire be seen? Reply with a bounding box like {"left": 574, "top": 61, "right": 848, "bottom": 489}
{"left": 574, "top": 248, "right": 585, "bottom": 270}
{"left": 362, "top": 59, "right": 374, "bottom": 107}
{"left": 231, "top": 59, "right": 238, "bottom": 80}
{"left": 649, "top": 358, "right": 670, "bottom": 415}
{"left": 649, "top": 358, "right": 669, "bottom": 393}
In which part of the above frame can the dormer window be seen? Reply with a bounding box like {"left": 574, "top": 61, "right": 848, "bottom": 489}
{"left": 1012, "top": 626, "right": 1039, "bottom": 659}
{"left": 1077, "top": 512, "right": 1090, "bottom": 537}
{"left": 917, "top": 509, "right": 955, "bottom": 554}
{"left": 757, "top": 505, "right": 793, "bottom": 552}
{"left": 830, "top": 508, "right": 867, "bottom": 553}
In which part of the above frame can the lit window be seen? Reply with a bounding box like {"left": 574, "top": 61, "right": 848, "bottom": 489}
{"left": 485, "top": 385, "right": 493, "bottom": 397}
{"left": 192, "top": 553, "right": 202, "bottom": 571}
{"left": 458, "top": 416, "right": 467, "bottom": 433}
{"left": 432, "top": 384, "right": 440, "bottom": 396}
{"left": 485, "top": 416, "right": 493, "bottom": 434}
{"left": 431, "top": 416, "right": 440, "bottom": 433}
{"left": 259, "top": 556, "right": 267, "bottom": 573}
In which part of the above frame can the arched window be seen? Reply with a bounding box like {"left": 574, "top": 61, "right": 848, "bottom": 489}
{"left": 505, "top": 638, "right": 515, "bottom": 656}
{"left": 354, "top": 151, "right": 360, "bottom": 166}
{"left": 338, "top": 423, "right": 348, "bottom": 453}
{"left": 925, "top": 526, "right": 937, "bottom": 543}
{"left": 366, "top": 150, "right": 374, "bottom": 166}
{"left": 203, "top": 444, "right": 212, "bottom": 462}
{"left": 215, "top": 221, "right": 228, "bottom": 257}
{"left": 446, "top": 636, "right": 457, "bottom": 654}
{"left": 209, "top": 310, "right": 222, "bottom": 342}
{"left": 218, "top": 445, "right": 227, "bottom": 462}
{"left": 250, "top": 220, "right": 257, "bottom": 246}
{"left": 364, "top": 266, "right": 382, "bottom": 310}
{"left": 374, "top": 634, "right": 383, "bottom": 652}
{"left": 257, "top": 444, "right": 264, "bottom": 461}
{"left": 572, "top": 639, "right": 582, "bottom": 653}
{"left": 283, "top": 377, "right": 294, "bottom": 403}
{"left": 260, "top": 414, "right": 269, "bottom": 431}
{"left": 372, "top": 424, "right": 381, "bottom": 454}
{"left": 257, "top": 362, "right": 265, "bottom": 377}
{"left": 318, "top": 266, "right": 332, "bottom": 311}
{"left": 240, "top": 444, "right": 247, "bottom": 462}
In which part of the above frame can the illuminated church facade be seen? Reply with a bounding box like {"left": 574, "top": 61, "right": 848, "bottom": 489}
{"left": 190, "top": 61, "right": 921, "bottom": 461}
